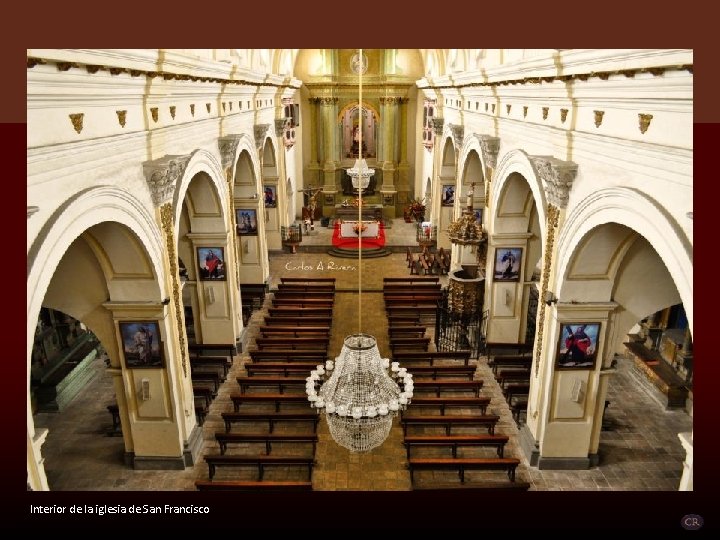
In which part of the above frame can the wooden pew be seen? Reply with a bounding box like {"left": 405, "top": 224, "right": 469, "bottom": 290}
{"left": 195, "top": 405, "right": 208, "bottom": 426}
{"left": 408, "top": 457, "right": 521, "bottom": 483}
{"left": 191, "top": 372, "right": 221, "bottom": 393}
{"left": 249, "top": 350, "right": 328, "bottom": 363}
{"left": 390, "top": 337, "right": 430, "bottom": 352}
{"left": 386, "top": 306, "right": 437, "bottom": 319}
{"left": 406, "top": 396, "right": 490, "bottom": 415}
{"left": 195, "top": 480, "right": 312, "bottom": 491}
{"left": 106, "top": 404, "right": 121, "bottom": 435}
{"left": 410, "top": 380, "right": 484, "bottom": 397}
{"left": 503, "top": 383, "right": 531, "bottom": 405}
{"left": 394, "top": 351, "right": 472, "bottom": 366}
{"left": 254, "top": 337, "right": 329, "bottom": 350}
{"left": 264, "top": 316, "right": 332, "bottom": 327}
{"left": 485, "top": 342, "right": 533, "bottom": 357}
{"left": 495, "top": 368, "right": 531, "bottom": 388}
{"left": 268, "top": 308, "right": 333, "bottom": 318}
{"left": 188, "top": 343, "right": 236, "bottom": 359}
{"left": 230, "top": 393, "right": 309, "bottom": 412}
{"left": 489, "top": 355, "right": 533, "bottom": 374}
{"left": 272, "top": 299, "right": 334, "bottom": 308}
{"left": 401, "top": 414, "right": 500, "bottom": 436}
{"left": 273, "top": 291, "right": 335, "bottom": 300}
{"left": 277, "top": 284, "right": 335, "bottom": 292}
{"left": 204, "top": 455, "right": 314, "bottom": 481}
{"left": 403, "top": 434, "right": 509, "bottom": 459}
{"left": 245, "top": 363, "right": 318, "bottom": 377}
{"left": 215, "top": 432, "right": 318, "bottom": 455}
{"left": 512, "top": 399, "right": 528, "bottom": 424}
{"left": 193, "top": 386, "right": 215, "bottom": 407}
{"left": 190, "top": 356, "right": 231, "bottom": 378}
{"left": 412, "top": 481, "right": 530, "bottom": 491}
{"left": 388, "top": 327, "right": 427, "bottom": 338}
{"left": 387, "top": 316, "right": 422, "bottom": 326}
{"left": 406, "top": 366, "right": 476, "bottom": 380}
{"left": 259, "top": 329, "right": 331, "bottom": 339}
{"left": 384, "top": 277, "right": 439, "bottom": 283}
{"left": 221, "top": 412, "right": 320, "bottom": 433}
{"left": 281, "top": 277, "right": 336, "bottom": 284}
{"left": 235, "top": 376, "right": 308, "bottom": 394}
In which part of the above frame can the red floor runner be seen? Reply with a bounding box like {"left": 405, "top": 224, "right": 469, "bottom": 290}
{"left": 331, "top": 222, "right": 386, "bottom": 249}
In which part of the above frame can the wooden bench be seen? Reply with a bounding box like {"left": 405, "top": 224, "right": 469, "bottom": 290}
{"left": 195, "top": 480, "right": 312, "bottom": 491}
{"left": 281, "top": 277, "right": 336, "bottom": 283}
{"left": 191, "top": 372, "right": 221, "bottom": 393}
{"left": 273, "top": 291, "right": 335, "bottom": 299}
{"left": 408, "top": 458, "right": 521, "bottom": 483}
{"left": 406, "top": 396, "right": 490, "bottom": 415}
{"left": 188, "top": 343, "right": 236, "bottom": 359}
{"left": 268, "top": 308, "right": 333, "bottom": 318}
{"left": 230, "top": 393, "right": 309, "bottom": 412}
{"left": 221, "top": 412, "right": 320, "bottom": 433}
{"left": 495, "top": 368, "right": 531, "bottom": 387}
{"left": 412, "top": 481, "right": 530, "bottom": 491}
{"left": 624, "top": 341, "right": 689, "bottom": 408}
{"left": 245, "top": 362, "right": 318, "bottom": 377}
{"left": 249, "top": 350, "right": 328, "bottom": 363}
{"left": 504, "top": 384, "right": 531, "bottom": 405}
{"left": 254, "top": 337, "right": 329, "bottom": 350}
{"left": 106, "top": 404, "right": 121, "bottom": 435}
{"left": 272, "top": 299, "right": 334, "bottom": 308}
{"left": 411, "top": 380, "right": 484, "bottom": 397}
{"left": 394, "top": 351, "right": 472, "bottom": 366}
{"left": 401, "top": 414, "right": 500, "bottom": 436}
{"left": 190, "top": 356, "right": 231, "bottom": 378}
{"left": 264, "top": 316, "right": 333, "bottom": 327}
{"left": 259, "top": 329, "right": 331, "bottom": 339}
{"left": 384, "top": 283, "right": 442, "bottom": 291}
{"left": 489, "top": 355, "right": 533, "bottom": 374}
{"left": 195, "top": 404, "right": 208, "bottom": 426}
{"left": 407, "top": 366, "right": 476, "bottom": 380}
{"left": 388, "top": 326, "right": 427, "bottom": 338}
{"left": 386, "top": 306, "right": 437, "bottom": 318}
{"left": 236, "top": 376, "right": 308, "bottom": 394}
{"left": 384, "top": 277, "right": 439, "bottom": 283}
{"left": 193, "top": 386, "right": 215, "bottom": 407}
{"left": 403, "top": 434, "right": 509, "bottom": 459}
{"left": 390, "top": 337, "right": 430, "bottom": 352}
{"left": 384, "top": 290, "right": 443, "bottom": 297}
{"left": 512, "top": 399, "right": 528, "bottom": 424}
{"left": 215, "top": 432, "right": 318, "bottom": 455}
{"left": 204, "top": 455, "right": 315, "bottom": 481}
{"left": 387, "top": 316, "right": 422, "bottom": 326}
{"left": 277, "top": 284, "right": 335, "bottom": 292}
{"left": 484, "top": 342, "right": 533, "bottom": 357}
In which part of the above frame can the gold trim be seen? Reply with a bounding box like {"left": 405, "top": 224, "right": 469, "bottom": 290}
{"left": 160, "top": 203, "right": 188, "bottom": 378}
{"left": 594, "top": 110, "right": 605, "bottom": 128}
{"left": 190, "top": 104, "right": 195, "bottom": 117}
{"left": 638, "top": 113, "right": 653, "bottom": 134}
{"left": 535, "top": 203, "right": 560, "bottom": 377}
{"left": 491, "top": 104, "right": 496, "bottom": 113}
{"left": 69, "top": 113, "right": 84, "bottom": 134}
{"left": 523, "top": 106, "right": 528, "bottom": 118}
{"left": 506, "top": 104, "right": 511, "bottom": 115}
{"left": 542, "top": 107, "right": 549, "bottom": 120}
{"left": 560, "top": 108, "right": 568, "bottom": 124}
{"left": 116, "top": 110, "right": 127, "bottom": 128}
{"left": 206, "top": 103, "right": 211, "bottom": 113}
{"left": 222, "top": 102, "right": 226, "bottom": 113}
{"left": 169, "top": 106, "right": 176, "bottom": 120}
{"left": 150, "top": 107, "right": 159, "bottom": 123}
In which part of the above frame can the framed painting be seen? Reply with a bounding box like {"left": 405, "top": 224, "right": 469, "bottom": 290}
{"left": 493, "top": 247, "right": 523, "bottom": 282}
{"left": 556, "top": 323, "right": 601, "bottom": 369}
{"left": 197, "top": 247, "right": 226, "bottom": 281}
{"left": 441, "top": 185, "right": 455, "bottom": 206}
{"left": 236, "top": 209, "right": 258, "bottom": 235}
{"left": 263, "top": 185, "right": 277, "bottom": 208}
{"left": 119, "top": 321, "right": 163, "bottom": 368}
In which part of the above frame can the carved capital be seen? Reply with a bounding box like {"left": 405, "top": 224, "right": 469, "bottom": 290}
{"left": 218, "top": 135, "right": 242, "bottom": 171}
{"left": 531, "top": 156, "right": 578, "bottom": 209}
{"left": 380, "top": 97, "right": 402, "bottom": 105}
{"left": 479, "top": 135, "right": 501, "bottom": 169}
{"left": 449, "top": 123, "right": 464, "bottom": 149}
{"left": 275, "top": 117, "right": 288, "bottom": 137}
{"left": 308, "top": 97, "right": 321, "bottom": 105}
{"left": 431, "top": 117, "right": 444, "bottom": 136}
{"left": 254, "top": 123, "right": 270, "bottom": 149}
{"left": 143, "top": 154, "right": 191, "bottom": 207}
{"left": 317, "top": 97, "right": 338, "bottom": 106}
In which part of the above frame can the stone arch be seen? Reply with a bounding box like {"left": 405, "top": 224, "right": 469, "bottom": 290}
{"left": 27, "top": 187, "right": 171, "bottom": 490}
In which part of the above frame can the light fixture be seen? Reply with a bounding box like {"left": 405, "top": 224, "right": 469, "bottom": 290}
{"left": 307, "top": 49, "right": 407, "bottom": 452}
{"left": 346, "top": 51, "right": 375, "bottom": 193}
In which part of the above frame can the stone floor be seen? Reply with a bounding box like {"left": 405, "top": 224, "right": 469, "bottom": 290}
{"left": 33, "top": 245, "right": 692, "bottom": 491}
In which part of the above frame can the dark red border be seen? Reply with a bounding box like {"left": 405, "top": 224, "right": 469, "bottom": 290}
{"left": 8, "top": 3, "right": 713, "bottom": 531}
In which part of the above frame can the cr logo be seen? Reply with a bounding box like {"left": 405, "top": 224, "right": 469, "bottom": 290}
{"left": 681, "top": 515, "right": 703, "bottom": 530}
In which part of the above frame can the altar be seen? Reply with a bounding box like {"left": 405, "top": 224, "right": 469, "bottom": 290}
{"left": 339, "top": 220, "right": 380, "bottom": 239}
{"left": 335, "top": 203, "right": 383, "bottom": 222}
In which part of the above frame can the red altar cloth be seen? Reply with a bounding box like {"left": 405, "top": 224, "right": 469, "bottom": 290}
{"left": 331, "top": 222, "right": 386, "bottom": 249}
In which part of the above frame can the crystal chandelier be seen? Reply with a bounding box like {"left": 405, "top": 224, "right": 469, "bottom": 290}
{"left": 306, "top": 50, "right": 408, "bottom": 452}
{"left": 307, "top": 334, "right": 412, "bottom": 452}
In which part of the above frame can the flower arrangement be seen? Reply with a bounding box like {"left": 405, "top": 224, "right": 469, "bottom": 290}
{"left": 404, "top": 198, "right": 426, "bottom": 222}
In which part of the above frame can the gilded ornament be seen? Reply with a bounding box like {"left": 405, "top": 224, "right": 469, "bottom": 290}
{"left": 542, "top": 107, "right": 549, "bottom": 120}
{"left": 560, "top": 108, "right": 568, "bottom": 123}
{"left": 523, "top": 106, "right": 528, "bottom": 118}
{"left": 169, "top": 106, "right": 176, "bottom": 120}
{"left": 160, "top": 203, "right": 187, "bottom": 378}
{"left": 206, "top": 103, "right": 211, "bottom": 113}
{"left": 594, "top": 110, "right": 605, "bottom": 128}
{"left": 69, "top": 113, "right": 84, "bottom": 134}
{"left": 190, "top": 104, "right": 195, "bottom": 117}
{"left": 116, "top": 110, "right": 127, "bottom": 128}
{"left": 638, "top": 113, "right": 653, "bottom": 135}
{"left": 506, "top": 104, "right": 511, "bottom": 115}
{"left": 150, "top": 107, "right": 159, "bottom": 123}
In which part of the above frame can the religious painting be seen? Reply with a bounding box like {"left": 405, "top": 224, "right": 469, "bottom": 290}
{"left": 197, "top": 247, "right": 226, "bottom": 281}
{"left": 119, "top": 321, "right": 163, "bottom": 368}
{"left": 493, "top": 247, "right": 523, "bottom": 282}
{"left": 556, "top": 323, "right": 601, "bottom": 370}
{"left": 263, "top": 185, "right": 277, "bottom": 208}
{"left": 441, "top": 185, "right": 455, "bottom": 206}
{"left": 236, "top": 209, "right": 258, "bottom": 235}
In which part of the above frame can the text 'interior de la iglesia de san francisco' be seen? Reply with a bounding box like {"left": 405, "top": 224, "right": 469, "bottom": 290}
{"left": 27, "top": 49, "right": 693, "bottom": 494}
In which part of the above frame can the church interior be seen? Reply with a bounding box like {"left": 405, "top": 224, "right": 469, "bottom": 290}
{"left": 27, "top": 49, "right": 693, "bottom": 493}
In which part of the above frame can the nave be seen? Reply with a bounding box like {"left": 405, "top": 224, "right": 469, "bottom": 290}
{"left": 33, "top": 251, "right": 691, "bottom": 491}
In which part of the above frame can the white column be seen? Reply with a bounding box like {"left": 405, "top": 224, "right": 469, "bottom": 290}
{"left": 678, "top": 431, "right": 693, "bottom": 491}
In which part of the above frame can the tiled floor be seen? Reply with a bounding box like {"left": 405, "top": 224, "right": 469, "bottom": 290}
{"left": 32, "top": 234, "right": 692, "bottom": 491}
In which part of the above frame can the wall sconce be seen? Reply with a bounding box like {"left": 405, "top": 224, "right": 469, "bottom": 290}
{"left": 544, "top": 291, "right": 558, "bottom": 306}
{"left": 504, "top": 289, "right": 512, "bottom": 306}
{"left": 243, "top": 240, "right": 250, "bottom": 254}
{"left": 141, "top": 378, "right": 151, "bottom": 401}
{"left": 205, "top": 286, "right": 215, "bottom": 305}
